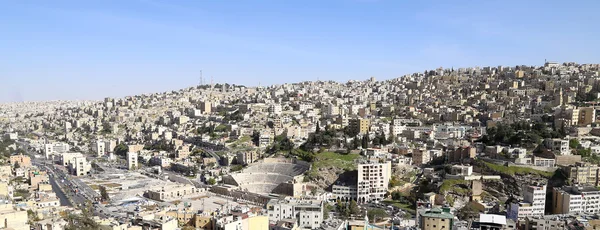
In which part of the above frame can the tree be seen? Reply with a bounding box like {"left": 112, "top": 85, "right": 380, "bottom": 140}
{"left": 349, "top": 200, "right": 360, "bottom": 216}
{"left": 13, "top": 162, "right": 20, "bottom": 169}
{"left": 99, "top": 186, "right": 109, "bottom": 201}
{"left": 101, "top": 122, "right": 112, "bottom": 134}
{"left": 315, "top": 121, "right": 321, "bottom": 134}
{"left": 323, "top": 203, "right": 332, "bottom": 220}
{"left": 569, "top": 139, "right": 580, "bottom": 149}
{"left": 367, "top": 208, "right": 387, "bottom": 222}
{"left": 114, "top": 143, "right": 129, "bottom": 157}
{"left": 361, "top": 135, "right": 369, "bottom": 149}
{"left": 207, "top": 178, "right": 216, "bottom": 185}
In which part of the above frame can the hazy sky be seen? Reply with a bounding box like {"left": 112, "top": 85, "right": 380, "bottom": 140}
{"left": 1, "top": 0, "right": 599, "bottom": 102}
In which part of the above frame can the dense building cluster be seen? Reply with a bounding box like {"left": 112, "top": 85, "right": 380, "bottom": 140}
{"left": 1, "top": 61, "right": 600, "bottom": 229}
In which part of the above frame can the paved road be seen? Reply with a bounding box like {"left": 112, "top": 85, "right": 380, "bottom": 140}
{"left": 47, "top": 170, "right": 71, "bottom": 206}
{"left": 20, "top": 142, "right": 128, "bottom": 222}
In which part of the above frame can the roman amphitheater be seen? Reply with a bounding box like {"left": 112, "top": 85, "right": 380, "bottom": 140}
{"left": 222, "top": 158, "right": 310, "bottom": 195}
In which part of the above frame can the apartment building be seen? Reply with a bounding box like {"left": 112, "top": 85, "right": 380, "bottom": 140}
{"left": 349, "top": 118, "right": 370, "bottom": 135}
{"left": 543, "top": 139, "right": 570, "bottom": 155}
{"left": 357, "top": 161, "right": 391, "bottom": 203}
{"left": 91, "top": 140, "right": 106, "bottom": 157}
{"left": 127, "top": 152, "right": 138, "bottom": 170}
{"left": 552, "top": 186, "right": 600, "bottom": 214}
{"left": 43, "top": 142, "right": 69, "bottom": 159}
{"left": 565, "top": 162, "right": 600, "bottom": 186}
{"left": 267, "top": 199, "right": 323, "bottom": 229}
{"left": 507, "top": 184, "right": 547, "bottom": 220}
{"left": 199, "top": 101, "right": 212, "bottom": 114}
{"left": 445, "top": 146, "right": 476, "bottom": 163}
{"left": 236, "top": 151, "right": 259, "bottom": 165}
{"left": 9, "top": 155, "right": 31, "bottom": 168}
{"left": 332, "top": 184, "right": 358, "bottom": 202}
{"left": 269, "top": 104, "right": 282, "bottom": 115}
{"left": 418, "top": 207, "right": 454, "bottom": 230}
{"left": 579, "top": 107, "right": 597, "bottom": 126}
{"left": 68, "top": 156, "right": 90, "bottom": 176}
{"left": 60, "top": 152, "right": 84, "bottom": 167}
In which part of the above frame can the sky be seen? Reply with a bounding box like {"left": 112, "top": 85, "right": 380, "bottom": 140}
{"left": 1, "top": 0, "right": 599, "bottom": 102}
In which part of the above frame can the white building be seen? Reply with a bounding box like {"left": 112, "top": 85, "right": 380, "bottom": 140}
{"left": 357, "top": 160, "right": 391, "bottom": 203}
{"left": 391, "top": 124, "right": 406, "bottom": 136}
{"left": 552, "top": 186, "right": 600, "bottom": 214}
{"left": 127, "top": 152, "right": 138, "bottom": 170}
{"left": 507, "top": 184, "right": 546, "bottom": 220}
{"left": 332, "top": 184, "right": 358, "bottom": 201}
{"left": 543, "top": 138, "right": 570, "bottom": 155}
{"left": 269, "top": 104, "right": 282, "bottom": 115}
{"left": 44, "top": 142, "right": 70, "bottom": 159}
{"left": 68, "top": 156, "right": 90, "bottom": 176}
{"left": 450, "top": 165, "right": 473, "bottom": 176}
{"left": 92, "top": 140, "right": 106, "bottom": 157}
{"left": 267, "top": 199, "right": 323, "bottom": 229}
{"left": 59, "top": 152, "right": 84, "bottom": 167}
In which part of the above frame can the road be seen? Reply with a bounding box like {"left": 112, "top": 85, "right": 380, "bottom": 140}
{"left": 19, "top": 141, "right": 128, "bottom": 222}
{"left": 47, "top": 169, "right": 71, "bottom": 206}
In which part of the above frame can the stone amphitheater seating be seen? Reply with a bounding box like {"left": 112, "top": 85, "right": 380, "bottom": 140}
{"left": 227, "top": 162, "right": 309, "bottom": 194}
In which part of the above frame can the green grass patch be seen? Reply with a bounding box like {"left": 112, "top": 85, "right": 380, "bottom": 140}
{"left": 382, "top": 200, "right": 415, "bottom": 215}
{"left": 308, "top": 151, "right": 361, "bottom": 177}
{"left": 482, "top": 161, "right": 553, "bottom": 177}
{"left": 439, "top": 179, "right": 470, "bottom": 195}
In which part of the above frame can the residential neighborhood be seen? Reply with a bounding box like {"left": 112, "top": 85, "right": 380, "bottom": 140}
{"left": 1, "top": 61, "right": 600, "bottom": 229}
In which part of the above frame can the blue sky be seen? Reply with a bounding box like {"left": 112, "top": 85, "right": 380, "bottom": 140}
{"left": 1, "top": 0, "right": 599, "bottom": 102}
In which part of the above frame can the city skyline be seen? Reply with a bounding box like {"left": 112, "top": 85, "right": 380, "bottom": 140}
{"left": 2, "top": 0, "right": 600, "bottom": 102}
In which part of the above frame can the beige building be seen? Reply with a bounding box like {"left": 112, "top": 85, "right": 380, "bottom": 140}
{"left": 127, "top": 152, "right": 138, "bottom": 170}
{"left": 349, "top": 118, "right": 370, "bottom": 135}
{"left": 579, "top": 107, "right": 597, "bottom": 126}
{"left": 0, "top": 182, "right": 13, "bottom": 198}
{"left": 357, "top": 161, "right": 391, "bottom": 203}
{"left": 128, "top": 144, "right": 145, "bottom": 154}
{"left": 9, "top": 155, "right": 31, "bottom": 168}
{"left": 0, "top": 204, "right": 29, "bottom": 230}
{"left": 236, "top": 151, "right": 260, "bottom": 165}
{"left": 412, "top": 149, "right": 430, "bottom": 166}
{"left": 146, "top": 184, "right": 199, "bottom": 201}
{"left": 29, "top": 170, "right": 49, "bottom": 188}
{"left": 565, "top": 162, "right": 600, "bottom": 186}
{"left": 552, "top": 186, "right": 600, "bottom": 214}
{"left": 68, "top": 156, "right": 90, "bottom": 176}
{"left": 200, "top": 101, "right": 212, "bottom": 114}
{"left": 418, "top": 208, "right": 454, "bottom": 230}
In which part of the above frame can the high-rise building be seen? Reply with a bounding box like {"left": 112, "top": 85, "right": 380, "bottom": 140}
{"left": 357, "top": 160, "right": 391, "bottom": 203}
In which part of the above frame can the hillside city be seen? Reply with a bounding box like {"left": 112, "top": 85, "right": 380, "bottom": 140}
{"left": 1, "top": 61, "right": 600, "bottom": 230}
